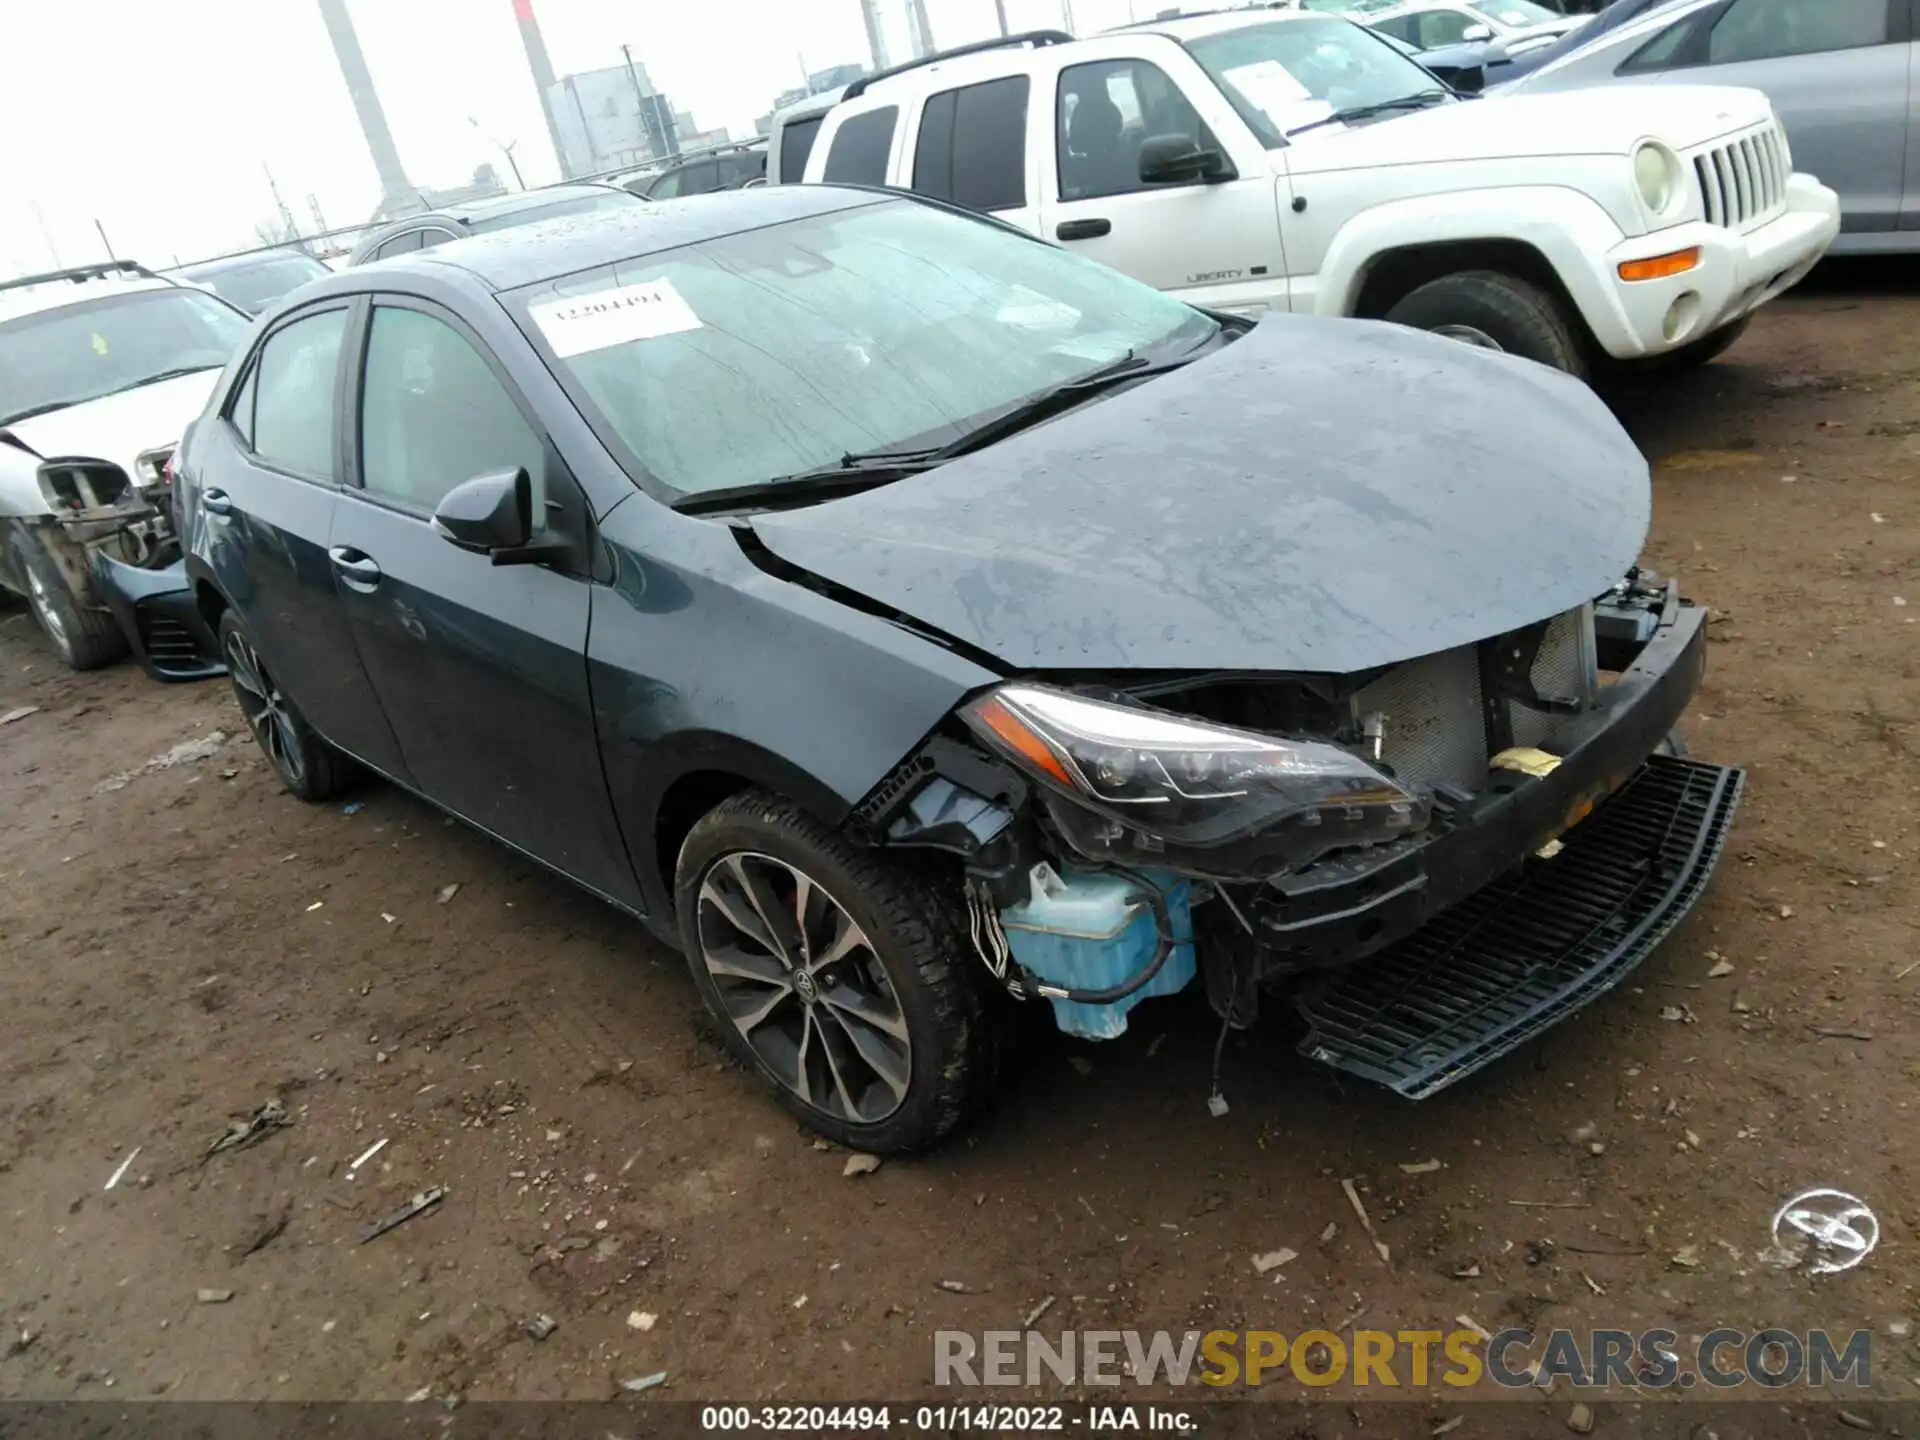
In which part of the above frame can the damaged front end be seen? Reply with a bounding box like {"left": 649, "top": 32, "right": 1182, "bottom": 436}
{"left": 58, "top": 448, "right": 224, "bottom": 682}
{"left": 856, "top": 570, "right": 1742, "bottom": 1099}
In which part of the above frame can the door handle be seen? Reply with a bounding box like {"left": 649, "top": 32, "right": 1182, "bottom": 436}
{"left": 328, "top": 546, "right": 382, "bottom": 589}
{"left": 201, "top": 488, "right": 233, "bottom": 516}
{"left": 1056, "top": 218, "right": 1112, "bottom": 240}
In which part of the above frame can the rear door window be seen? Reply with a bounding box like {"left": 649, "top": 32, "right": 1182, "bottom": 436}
{"left": 372, "top": 230, "right": 425, "bottom": 261}
{"left": 249, "top": 308, "right": 350, "bottom": 480}
{"left": 1706, "top": 0, "right": 1890, "bottom": 62}
{"left": 822, "top": 107, "right": 899, "bottom": 184}
{"left": 913, "top": 76, "right": 1030, "bottom": 211}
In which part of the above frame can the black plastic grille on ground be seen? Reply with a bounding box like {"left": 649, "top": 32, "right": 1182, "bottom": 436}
{"left": 1294, "top": 755, "right": 1745, "bottom": 1099}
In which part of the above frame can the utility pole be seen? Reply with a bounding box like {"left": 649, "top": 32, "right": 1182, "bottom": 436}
{"left": 1062, "top": 0, "right": 1077, "bottom": 32}
{"left": 94, "top": 220, "right": 115, "bottom": 261}
{"left": 858, "top": 0, "right": 889, "bottom": 69}
{"left": 29, "top": 200, "right": 61, "bottom": 267}
{"left": 906, "top": 0, "right": 936, "bottom": 56}
{"left": 993, "top": 0, "right": 1010, "bottom": 35}
{"left": 470, "top": 117, "right": 526, "bottom": 189}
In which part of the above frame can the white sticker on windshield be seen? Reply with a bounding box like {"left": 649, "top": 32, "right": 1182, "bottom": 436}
{"left": 528, "top": 278, "right": 702, "bottom": 357}
{"left": 1222, "top": 59, "right": 1311, "bottom": 119}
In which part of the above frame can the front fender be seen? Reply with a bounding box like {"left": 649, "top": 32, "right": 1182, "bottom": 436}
{"left": 1314, "top": 186, "right": 1642, "bottom": 355}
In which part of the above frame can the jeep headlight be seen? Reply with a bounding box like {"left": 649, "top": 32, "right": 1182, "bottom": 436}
{"left": 962, "top": 684, "right": 1430, "bottom": 880}
{"left": 1633, "top": 142, "right": 1682, "bottom": 218}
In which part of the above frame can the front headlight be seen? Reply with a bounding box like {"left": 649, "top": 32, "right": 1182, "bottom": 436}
{"left": 1633, "top": 142, "right": 1682, "bottom": 218}
{"left": 962, "top": 684, "right": 1430, "bottom": 880}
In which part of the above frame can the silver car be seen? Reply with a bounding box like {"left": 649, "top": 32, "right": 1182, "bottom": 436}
{"left": 1503, "top": 0, "right": 1918, "bottom": 253}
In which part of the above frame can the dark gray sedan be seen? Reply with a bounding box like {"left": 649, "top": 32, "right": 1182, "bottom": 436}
{"left": 160, "top": 187, "right": 1740, "bottom": 1150}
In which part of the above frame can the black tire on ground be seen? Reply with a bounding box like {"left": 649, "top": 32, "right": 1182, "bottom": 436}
{"left": 674, "top": 788, "right": 1005, "bottom": 1153}
{"left": 10, "top": 525, "right": 128, "bottom": 670}
{"left": 1384, "top": 270, "right": 1588, "bottom": 378}
{"left": 1617, "top": 316, "right": 1752, "bottom": 376}
{"left": 215, "top": 609, "right": 353, "bottom": 801}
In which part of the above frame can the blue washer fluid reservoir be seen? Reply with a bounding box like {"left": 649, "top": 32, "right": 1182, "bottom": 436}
{"left": 998, "top": 868, "right": 1196, "bottom": 1041}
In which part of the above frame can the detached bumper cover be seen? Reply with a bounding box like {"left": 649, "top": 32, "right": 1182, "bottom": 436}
{"left": 1294, "top": 753, "right": 1743, "bottom": 1097}
{"left": 89, "top": 552, "right": 224, "bottom": 683}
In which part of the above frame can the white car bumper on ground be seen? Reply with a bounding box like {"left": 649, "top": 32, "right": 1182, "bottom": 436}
{"left": 1599, "top": 174, "right": 1841, "bottom": 360}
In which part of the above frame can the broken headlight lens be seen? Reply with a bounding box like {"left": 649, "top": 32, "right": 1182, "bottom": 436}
{"left": 962, "top": 684, "right": 1430, "bottom": 880}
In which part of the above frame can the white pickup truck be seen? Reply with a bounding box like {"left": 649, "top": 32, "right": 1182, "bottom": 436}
{"left": 795, "top": 10, "right": 1840, "bottom": 377}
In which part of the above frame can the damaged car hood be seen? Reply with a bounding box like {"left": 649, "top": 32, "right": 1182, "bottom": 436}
{"left": 0, "top": 368, "right": 221, "bottom": 488}
{"left": 749, "top": 316, "right": 1649, "bottom": 674}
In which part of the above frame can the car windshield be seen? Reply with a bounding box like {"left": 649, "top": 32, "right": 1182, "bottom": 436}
{"left": 470, "top": 190, "right": 640, "bottom": 233}
{"left": 1473, "top": 0, "right": 1560, "bottom": 25}
{"left": 518, "top": 199, "right": 1218, "bottom": 501}
{"left": 183, "top": 254, "right": 330, "bottom": 314}
{"left": 0, "top": 287, "right": 249, "bottom": 426}
{"left": 1184, "top": 18, "right": 1449, "bottom": 143}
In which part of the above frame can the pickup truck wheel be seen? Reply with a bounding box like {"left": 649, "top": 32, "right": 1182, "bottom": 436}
{"left": 12, "top": 526, "right": 128, "bottom": 671}
{"left": 675, "top": 789, "right": 1004, "bottom": 1154}
{"left": 217, "top": 610, "right": 353, "bottom": 801}
{"left": 1386, "top": 271, "right": 1587, "bottom": 378}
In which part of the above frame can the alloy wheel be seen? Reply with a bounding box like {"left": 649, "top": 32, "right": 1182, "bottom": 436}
{"left": 1431, "top": 323, "right": 1505, "bottom": 352}
{"left": 224, "top": 629, "right": 307, "bottom": 787}
{"left": 695, "top": 851, "right": 912, "bottom": 1124}
{"left": 23, "top": 567, "right": 71, "bottom": 658}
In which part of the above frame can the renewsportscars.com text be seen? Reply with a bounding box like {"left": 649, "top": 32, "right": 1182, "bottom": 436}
{"left": 935, "top": 1328, "right": 1871, "bottom": 1390}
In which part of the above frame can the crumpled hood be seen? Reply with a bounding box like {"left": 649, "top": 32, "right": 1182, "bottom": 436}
{"left": 750, "top": 316, "right": 1649, "bottom": 675}
{"left": 1, "top": 368, "right": 221, "bottom": 479}
{"left": 1286, "top": 83, "right": 1773, "bottom": 173}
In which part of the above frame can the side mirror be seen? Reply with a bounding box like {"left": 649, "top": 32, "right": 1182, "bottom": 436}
{"left": 1461, "top": 22, "right": 1494, "bottom": 41}
{"left": 1138, "top": 133, "right": 1233, "bottom": 185}
{"left": 1432, "top": 58, "right": 1487, "bottom": 93}
{"left": 432, "top": 467, "right": 565, "bottom": 567}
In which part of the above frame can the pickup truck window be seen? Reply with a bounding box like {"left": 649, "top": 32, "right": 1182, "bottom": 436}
{"left": 913, "top": 76, "right": 1031, "bottom": 212}
{"left": 823, "top": 107, "right": 899, "bottom": 184}
{"left": 1056, "top": 60, "right": 1216, "bottom": 201}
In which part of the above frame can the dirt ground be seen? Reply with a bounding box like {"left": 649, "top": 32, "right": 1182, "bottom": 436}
{"left": 2, "top": 266, "right": 1918, "bottom": 1434}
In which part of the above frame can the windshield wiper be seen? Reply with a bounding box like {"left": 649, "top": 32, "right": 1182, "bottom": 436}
{"left": 0, "top": 398, "right": 90, "bottom": 427}
{"left": 101, "top": 365, "right": 223, "bottom": 397}
{"left": 1287, "top": 88, "right": 1451, "bottom": 137}
{"left": 672, "top": 346, "right": 1207, "bottom": 516}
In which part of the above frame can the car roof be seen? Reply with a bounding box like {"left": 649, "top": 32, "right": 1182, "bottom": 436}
{"left": 0, "top": 269, "right": 195, "bottom": 324}
{"left": 436, "top": 182, "right": 632, "bottom": 225}
{"left": 362, "top": 184, "right": 889, "bottom": 294}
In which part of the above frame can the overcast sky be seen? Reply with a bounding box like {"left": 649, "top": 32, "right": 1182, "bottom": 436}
{"left": 0, "top": 0, "right": 1145, "bottom": 273}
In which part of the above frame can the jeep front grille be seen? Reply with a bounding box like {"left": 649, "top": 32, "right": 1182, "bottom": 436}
{"left": 1693, "top": 124, "right": 1789, "bottom": 232}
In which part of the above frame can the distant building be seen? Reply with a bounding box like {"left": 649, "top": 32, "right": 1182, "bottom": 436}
{"left": 550, "top": 59, "right": 688, "bottom": 176}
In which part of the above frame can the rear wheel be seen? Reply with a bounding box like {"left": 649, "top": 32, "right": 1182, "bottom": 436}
{"left": 1385, "top": 270, "right": 1588, "bottom": 378}
{"left": 674, "top": 789, "right": 1003, "bottom": 1153}
{"left": 11, "top": 526, "right": 128, "bottom": 670}
{"left": 217, "top": 610, "right": 352, "bottom": 801}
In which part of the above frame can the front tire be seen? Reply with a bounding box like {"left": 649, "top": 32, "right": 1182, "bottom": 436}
{"left": 674, "top": 789, "right": 1003, "bottom": 1153}
{"left": 11, "top": 526, "right": 128, "bottom": 670}
{"left": 217, "top": 610, "right": 352, "bottom": 801}
{"left": 1385, "top": 270, "right": 1588, "bottom": 378}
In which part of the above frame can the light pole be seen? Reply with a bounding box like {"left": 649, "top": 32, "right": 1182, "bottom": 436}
{"left": 993, "top": 0, "right": 1010, "bottom": 35}
{"left": 469, "top": 117, "right": 526, "bottom": 189}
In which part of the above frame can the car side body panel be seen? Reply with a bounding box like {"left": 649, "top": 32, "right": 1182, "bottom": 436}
{"left": 587, "top": 494, "right": 1000, "bottom": 925}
